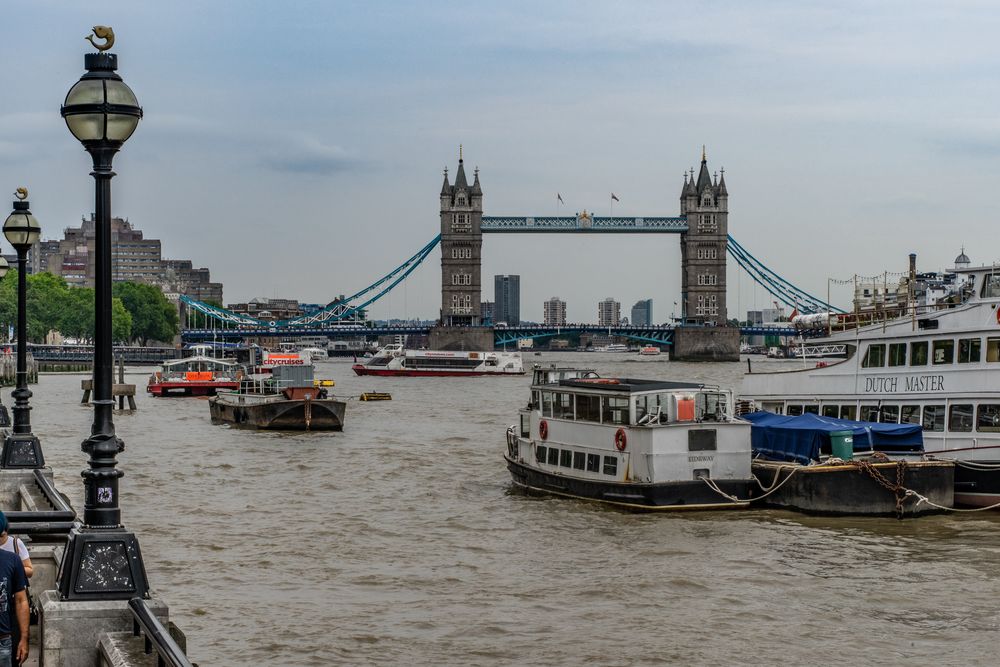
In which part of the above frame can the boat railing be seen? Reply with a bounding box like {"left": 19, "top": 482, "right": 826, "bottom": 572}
{"left": 128, "top": 597, "right": 193, "bottom": 667}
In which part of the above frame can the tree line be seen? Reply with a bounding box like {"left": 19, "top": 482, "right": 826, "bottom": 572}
{"left": 0, "top": 271, "right": 179, "bottom": 345}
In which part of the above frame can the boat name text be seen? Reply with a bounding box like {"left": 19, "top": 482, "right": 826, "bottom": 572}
{"left": 688, "top": 455, "right": 714, "bottom": 463}
{"left": 863, "top": 375, "right": 944, "bottom": 393}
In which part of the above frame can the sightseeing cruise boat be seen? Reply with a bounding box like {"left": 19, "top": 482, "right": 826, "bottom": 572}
{"left": 741, "top": 263, "right": 1000, "bottom": 507}
{"left": 504, "top": 367, "right": 754, "bottom": 510}
{"left": 639, "top": 346, "right": 662, "bottom": 356}
{"left": 352, "top": 344, "right": 524, "bottom": 377}
{"left": 147, "top": 355, "right": 243, "bottom": 396}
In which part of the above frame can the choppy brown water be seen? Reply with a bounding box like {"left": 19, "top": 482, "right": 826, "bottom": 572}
{"left": 25, "top": 354, "right": 1000, "bottom": 666}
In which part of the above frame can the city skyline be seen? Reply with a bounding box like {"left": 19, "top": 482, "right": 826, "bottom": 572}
{"left": 3, "top": 3, "right": 998, "bottom": 323}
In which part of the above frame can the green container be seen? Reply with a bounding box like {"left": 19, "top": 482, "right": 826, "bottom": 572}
{"left": 830, "top": 430, "right": 854, "bottom": 460}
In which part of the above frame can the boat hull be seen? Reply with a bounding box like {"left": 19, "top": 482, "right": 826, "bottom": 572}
{"left": 750, "top": 459, "right": 954, "bottom": 516}
{"left": 209, "top": 396, "right": 346, "bottom": 431}
{"left": 505, "top": 457, "right": 751, "bottom": 511}
{"left": 148, "top": 381, "right": 240, "bottom": 397}
{"left": 352, "top": 364, "right": 523, "bottom": 377}
{"left": 951, "top": 460, "right": 1000, "bottom": 508}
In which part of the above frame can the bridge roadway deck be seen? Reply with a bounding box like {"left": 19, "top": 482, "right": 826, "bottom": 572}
{"left": 180, "top": 324, "right": 818, "bottom": 343}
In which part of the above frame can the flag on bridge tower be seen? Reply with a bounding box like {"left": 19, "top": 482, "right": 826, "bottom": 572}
{"left": 557, "top": 193, "right": 564, "bottom": 204}
{"left": 611, "top": 193, "right": 620, "bottom": 202}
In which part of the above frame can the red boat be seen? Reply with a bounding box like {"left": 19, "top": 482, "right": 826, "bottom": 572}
{"left": 147, "top": 356, "right": 243, "bottom": 396}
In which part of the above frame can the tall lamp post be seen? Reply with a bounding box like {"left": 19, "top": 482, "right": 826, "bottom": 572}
{"left": 56, "top": 28, "right": 148, "bottom": 601}
{"left": 2, "top": 189, "right": 43, "bottom": 468}
{"left": 0, "top": 257, "right": 8, "bottom": 428}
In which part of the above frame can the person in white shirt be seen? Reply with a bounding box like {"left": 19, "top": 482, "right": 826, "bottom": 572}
{"left": 0, "top": 514, "right": 31, "bottom": 579}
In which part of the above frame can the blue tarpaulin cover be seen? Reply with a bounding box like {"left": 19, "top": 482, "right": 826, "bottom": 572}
{"left": 742, "top": 411, "right": 924, "bottom": 464}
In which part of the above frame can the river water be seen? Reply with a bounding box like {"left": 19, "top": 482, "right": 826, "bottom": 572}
{"left": 25, "top": 353, "right": 1000, "bottom": 666}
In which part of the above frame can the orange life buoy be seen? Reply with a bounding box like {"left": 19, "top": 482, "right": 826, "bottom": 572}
{"left": 614, "top": 427, "right": 627, "bottom": 451}
{"left": 539, "top": 420, "right": 549, "bottom": 440}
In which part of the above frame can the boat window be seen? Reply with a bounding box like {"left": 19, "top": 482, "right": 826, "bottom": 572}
{"left": 888, "top": 343, "right": 907, "bottom": 367}
{"left": 910, "top": 341, "right": 928, "bottom": 366}
{"left": 520, "top": 414, "right": 530, "bottom": 437}
{"left": 879, "top": 405, "right": 899, "bottom": 423}
{"left": 787, "top": 405, "right": 803, "bottom": 416}
{"left": 531, "top": 391, "right": 540, "bottom": 408}
{"left": 547, "top": 447, "right": 559, "bottom": 465}
{"left": 803, "top": 405, "right": 819, "bottom": 415}
{"left": 541, "top": 391, "right": 554, "bottom": 417}
{"left": 958, "top": 338, "right": 981, "bottom": 364}
{"left": 575, "top": 394, "right": 602, "bottom": 423}
{"left": 988, "top": 338, "right": 1000, "bottom": 363}
{"left": 922, "top": 405, "right": 945, "bottom": 432}
{"left": 536, "top": 445, "right": 547, "bottom": 463}
{"left": 696, "top": 393, "right": 726, "bottom": 421}
{"left": 981, "top": 273, "right": 1000, "bottom": 298}
{"left": 839, "top": 405, "right": 857, "bottom": 420}
{"left": 932, "top": 340, "right": 954, "bottom": 365}
{"left": 949, "top": 404, "right": 974, "bottom": 432}
{"left": 688, "top": 430, "right": 717, "bottom": 451}
{"left": 861, "top": 405, "right": 879, "bottom": 422}
{"left": 602, "top": 456, "right": 618, "bottom": 476}
{"left": 560, "top": 449, "right": 573, "bottom": 467}
{"left": 573, "top": 451, "right": 586, "bottom": 470}
{"left": 586, "top": 453, "right": 600, "bottom": 472}
{"left": 862, "top": 344, "right": 886, "bottom": 368}
{"left": 602, "top": 396, "right": 630, "bottom": 425}
{"left": 822, "top": 405, "right": 839, "bottom": 418}
{"left": 553, "top": 393, "right": 574, "bottom": 419}
{"left": 901, "top": 405, "right": 921, "bottom": 424}
{"left": 636, "top": 393, "right": 668, "bottom": 423}
{"left": 977, "top": 405, "right": 1000, "bottom": 432}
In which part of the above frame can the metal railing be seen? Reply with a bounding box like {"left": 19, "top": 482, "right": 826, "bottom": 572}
{"left": 5, "top": 469, "right": 77, "bottom": 536}
{"left": 129, "top": 597, "right": 193, "bottom": 667}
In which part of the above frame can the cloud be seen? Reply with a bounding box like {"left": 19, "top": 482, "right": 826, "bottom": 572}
{"left": 266, "top": 138, "right": 364, "bottom": 175}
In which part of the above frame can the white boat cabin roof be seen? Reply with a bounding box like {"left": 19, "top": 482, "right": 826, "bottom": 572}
{"left": 543, "top": 378, "right": 710, "bottom": 395}
{"left": 163, "top": 355, "right": 239, "bottom": 368}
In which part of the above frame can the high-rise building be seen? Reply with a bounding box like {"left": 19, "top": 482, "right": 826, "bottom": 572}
{"left": 494, "top": 274, "right": 520, "bottom": 325}
{"left": 679, "top": 148, "right": 728, "bottom": 325}
{"left": 598, "top": 297, "right": 620, "bottom": 326}
{"left": 544, "top": 296, "right": 566, "bottom": 326}
{"left": 29, "top": 214, "right": 223, "bottom": 302}
{"left": 480, "top": 300, "right": 495, "bottom": 324}
{"left": 631, "top": 299, "right": 653, "bottom": 326}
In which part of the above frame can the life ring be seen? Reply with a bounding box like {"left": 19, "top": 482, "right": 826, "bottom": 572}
{"left": 614, "top": 427, "right": 627, "bottom": 451}
{"left": 539, "top": 420, "right": 549, "bottom": 440}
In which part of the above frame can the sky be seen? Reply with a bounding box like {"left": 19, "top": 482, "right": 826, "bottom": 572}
{"left": 3, "top": 1, "right": 1000, "bottom": 324}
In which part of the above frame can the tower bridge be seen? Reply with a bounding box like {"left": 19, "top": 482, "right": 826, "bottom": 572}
{"left": 180, "top": 148, "right": 839, "bottom": 359}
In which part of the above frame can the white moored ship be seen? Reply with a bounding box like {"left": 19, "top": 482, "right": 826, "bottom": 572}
{"left": 505, "top": 366, "right": 753, "bottom": 510}
{"left": 741, "top": 262, "right": 1000, "bottom": 507}
{"left": 352, "top": 344, "right": 524, "bottom": 377}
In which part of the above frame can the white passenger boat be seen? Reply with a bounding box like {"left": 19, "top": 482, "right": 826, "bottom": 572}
{"left": 594, "top": 343, "right": 630, "bottom": 353}
{"left": 300, "top": 347, "right": 329, "bottom": 362}
{"left": 638, "top": 346, "right": 662, "bottom": 356}
{"left": 741, "top": 264, "right": 1000, "bottom": 507}
{"left": 352, "top": 344, "right": 524, "bottom": 377}
{"left": 505, "top": 366, "right": 754, "bottom": 510}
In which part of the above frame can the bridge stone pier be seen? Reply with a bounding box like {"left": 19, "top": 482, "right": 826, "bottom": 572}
{"left": 431, "top": 148, "right": 738, "bottom": 360}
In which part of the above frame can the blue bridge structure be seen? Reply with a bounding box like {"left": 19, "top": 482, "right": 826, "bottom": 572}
{"left": 180, "top": 150, "right": 840, "bottom": 350}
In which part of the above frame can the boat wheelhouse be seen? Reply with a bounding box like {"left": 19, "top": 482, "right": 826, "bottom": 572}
{"left": 352, "top": 344, "right": 524, "bottom": 377}
{"left": 505, "top": 371, "right": 753, "bottom": 510}
{"left": 741, "top": 264, "right": 1000, "bottom": 507}
{"left": 147, "top": 356, "right": 243, "bottom": 396}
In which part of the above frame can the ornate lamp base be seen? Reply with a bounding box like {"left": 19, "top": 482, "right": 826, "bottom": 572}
{"left": 1, "top": 433, "right": 43, "bottom": 468}
{"left": 0, "top": 405, "right": 9, "bottom": 428}
{"left": 56, "top": 526, "right": 149, "bottom": 601}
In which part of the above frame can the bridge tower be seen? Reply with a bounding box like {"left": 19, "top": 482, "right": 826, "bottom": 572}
{"left": 679, "top": 148, "right": 728, "bottom": 325}
{"left": 439, "top": 148, "right": 483, "bottom": 326}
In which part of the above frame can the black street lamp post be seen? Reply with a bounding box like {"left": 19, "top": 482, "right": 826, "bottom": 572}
{"left": 56, "top": 30, "right": 149, "bottom": 601}
{"left": 0, "top": 257, "right": 8, "bottom": 428}
{"left": 2, "top": 190, "right": 43, "bottom": 468}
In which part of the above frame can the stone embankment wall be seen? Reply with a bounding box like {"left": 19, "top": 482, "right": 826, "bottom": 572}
{"left": 0, "top": 353, "right": 37, "bottom": 385}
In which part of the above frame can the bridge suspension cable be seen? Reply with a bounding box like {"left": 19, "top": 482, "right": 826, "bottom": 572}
{"left": 727, "top": 235, "right": 845, "bottom": 314}
{"left": 180, "top": 235, "right": 442, "bottom": 328}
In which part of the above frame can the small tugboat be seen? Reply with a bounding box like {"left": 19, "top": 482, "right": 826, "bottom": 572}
{"left": 744, "top": 412, "right": 954, "bottom": 516}
{"left": 209, "top": 361, "right": 346, "bottom": 431}
{"left": 147, "top": 355, "right": 243, "bottom": 396}
{"left": 504, "top": 366, "right": 754, "bottom": 510}
{"left": 352, "top": 344, "right": 524, "bottom": 377}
